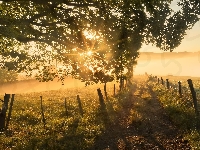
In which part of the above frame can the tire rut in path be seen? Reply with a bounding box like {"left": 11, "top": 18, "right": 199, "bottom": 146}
{"left": 91, "top": 83, "right": 191, "bottom": 150}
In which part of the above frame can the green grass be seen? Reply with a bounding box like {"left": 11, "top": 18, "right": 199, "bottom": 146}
{"left": 150, "top": 79, "right": 200, "bottom": 149}
{"left": 2, "top": 76, "right": 200, "bottom": 149}
{"left": 0, "top": 82, "right": 132, "bottom": 149}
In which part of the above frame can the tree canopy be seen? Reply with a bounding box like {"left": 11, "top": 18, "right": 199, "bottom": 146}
{"left": 0, "top": 68, "right": 18, "bottom": 83}
{"left": 0, "top": 0, "right": 199, "bottom": 84}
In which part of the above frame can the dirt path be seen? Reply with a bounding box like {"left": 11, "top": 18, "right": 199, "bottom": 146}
{"left": 91, "top": 81, "right": 191, "bottom": 150}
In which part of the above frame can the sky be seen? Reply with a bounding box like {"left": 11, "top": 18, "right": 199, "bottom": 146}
{"left": 140, "top": 0, "right": 200, "bottom": 53}
{"left": 135, "top": 0, "right": 200, "bottom": 77}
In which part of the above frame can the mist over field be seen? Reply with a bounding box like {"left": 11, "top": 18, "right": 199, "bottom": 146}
{"left": 0, "top": 52, "right": 199, "bottom": 94}
{"left": 135, "top": 52, "right": 200, "bottom": 77}
{"left": 0, "top": 77, "right": 86, "bottom": 95}
{"left": 0, "top": 77, "right": 117, "bottom": 95}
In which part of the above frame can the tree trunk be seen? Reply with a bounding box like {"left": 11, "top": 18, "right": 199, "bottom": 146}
{"left": 126, "top": 66, "right": 134, "bottom": 86}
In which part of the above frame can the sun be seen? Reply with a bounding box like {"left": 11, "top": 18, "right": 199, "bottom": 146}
{"left": 87, "top": 51, "right": 93, "bottom": 56}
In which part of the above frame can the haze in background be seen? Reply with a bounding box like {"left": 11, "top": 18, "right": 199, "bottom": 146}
{"left": 134, "top": 52, "right": 200, "bottom": 77}
{"left": 140, "top": 0, "right": 200, "bottom": 54}
{"left": 0, "top": 76, "right": 90, "bottom": 94}
{"left": 136, "top": 0, "right": 200, "bottom": 77}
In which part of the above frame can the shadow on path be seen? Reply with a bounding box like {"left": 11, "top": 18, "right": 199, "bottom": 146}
{"left": 90, "top": 81, "right": 191, "bottom": 150}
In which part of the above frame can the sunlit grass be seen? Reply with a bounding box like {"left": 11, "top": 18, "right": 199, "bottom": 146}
{"left": 150, "top": 79, "right": 200, "bottom": 149}
{"left": 1, "top": 75, "right": 200, "bottom": 149}
{"left": 0, "top": 82, "right": 125, "bottom": 149}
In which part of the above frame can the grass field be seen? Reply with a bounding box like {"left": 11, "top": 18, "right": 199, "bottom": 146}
{"left": 0, "top": 80, "right": 124, "bottom": 149}
{"left": 147, "top": 75, "right": 200, "bottom": 149}
{"left": 0, "top": 75, "right": 200, "bottom": 149}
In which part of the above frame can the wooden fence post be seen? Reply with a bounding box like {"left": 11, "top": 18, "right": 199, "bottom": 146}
{"left": 0, "top": 94, "right": 10, "bottom": 131}
{"left": 161, "top": 77, "right": 164, "bottom": 85}
{"left": 104, "top": 83, "right": 108, "bottom": 100}
{"left": 97, "top": 88, "right": 109, "bottom": 126}
{"left": 40, "top": 96, "right": 46, "bottom": 128}
{"left": 114, "top": 84, "right": 116, "bottom": 96}
{"left": 166, "top": 79, "right": 169, "bottom": 89}
{"left": 77, "top": 95, "right": 83, "bottom": 117}
{"left": 187, "top": 79, "right": 199, "bottom": 116}
{"left": 6, "top": 94, "right": 15, "bottom": 130}
{"left": 97, "top": 88, "right": 106, "bottom": 110}
{"left": 178, "top": 81, "right": 182, "bottom": 97}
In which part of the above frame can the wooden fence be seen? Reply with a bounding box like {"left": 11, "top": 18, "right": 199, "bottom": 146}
{"left": 0, "top": 94, "right": 15, "bottom": 131}
{"left": 149, "top": 75, "right": 200, "bottom": 116}
{"left": 0, "top": 82, "right": 123, "bottom": 130}
{"left": 38, "top": 83, "right": 123, "bottom": 128}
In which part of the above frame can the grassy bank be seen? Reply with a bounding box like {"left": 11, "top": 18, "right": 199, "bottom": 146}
{"left": 150, "top": 79, "right": 200, "bottom": 149}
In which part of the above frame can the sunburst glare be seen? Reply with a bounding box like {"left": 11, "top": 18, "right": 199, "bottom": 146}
{"left": 87, "top": 51, "right": 93, "bottom": 56}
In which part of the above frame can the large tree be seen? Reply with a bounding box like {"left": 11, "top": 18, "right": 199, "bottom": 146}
{"left": 0, "top": 0, "right": 199, "bottom": 84}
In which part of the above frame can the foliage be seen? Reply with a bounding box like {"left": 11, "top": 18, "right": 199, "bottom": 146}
{"left": 0, "top": 68, "right": 18, "bottom": 83}
{"left": 0, "top": 0, "right": 200, "bottom": 84}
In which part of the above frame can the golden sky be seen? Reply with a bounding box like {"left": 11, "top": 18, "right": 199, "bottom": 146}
{"left": 140, "top": 21, "right": 200, "bottom": 53}
{"left": 136, "top": 0, "right": 200, "bottom": 76}
{"left": 140, "top": 0, "right": 200, "bottom": 53}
